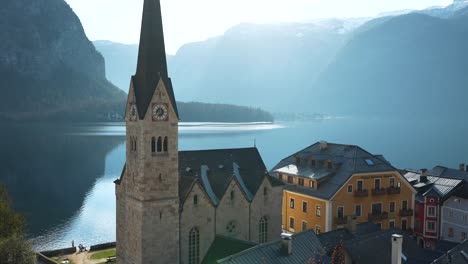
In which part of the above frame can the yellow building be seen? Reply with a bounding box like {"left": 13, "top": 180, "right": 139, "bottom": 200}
{"left": 273, "top": 141, "right": 417, "bottom": 233}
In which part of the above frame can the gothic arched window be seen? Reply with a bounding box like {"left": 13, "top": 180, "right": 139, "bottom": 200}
{"left": 157, "top": 137, "right": 162, "bottom": 152}
{"left": 193, "top": 195, "right": 198, "bottom": 205}
{"left": 189, "top": 227, "right": 200, "bottom": 264}
{"left": 163, "top": 136, "right": 168, "bottom": 152}
{"left": 259, "top": 216, "right": 268, "bottom": 243}
{"left": 151, "top": 137, "right": 156, "bottom": 153}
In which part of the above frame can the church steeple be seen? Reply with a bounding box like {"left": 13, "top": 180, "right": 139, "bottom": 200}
{"left": 133, "top": 0, "right": 178, "bottom": 119}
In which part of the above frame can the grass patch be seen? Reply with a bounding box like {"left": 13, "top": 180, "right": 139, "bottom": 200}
{"left": 90, "top": 248, "right": 116, "bottom": 260}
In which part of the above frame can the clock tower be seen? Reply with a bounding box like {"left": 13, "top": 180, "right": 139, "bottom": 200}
{"left": 115, "top": 0, "right": 180, "bottom": 263}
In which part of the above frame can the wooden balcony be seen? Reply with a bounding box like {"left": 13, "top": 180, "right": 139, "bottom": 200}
{"left": 368, "top": 212, "right": 389, "bottom": 221}
{"left": 334, "top": 216, "right": 347, "bottom": 225}
{"left": 372, "top": 188, "right": 387, "bottom": 196}
{"left": 354, "top": 189, "right": 369, "bottom": 197}
{"left": 399, "top": 208, "right": 414, "bottom": 217}
{"left": 387, "top": 187, "right": 401, "bottom": 195}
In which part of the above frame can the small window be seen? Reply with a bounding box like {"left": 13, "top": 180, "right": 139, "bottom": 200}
{"left": 259, "top": 217, "right": 268, "bottom": 243}
{"left": 157, "top": 136, "right": 162, "bottom": 152}
{"left": 310, "top": 159, "right": 316, "bottom": 167}
{"left": 355, "top": 204, "right": 362, "bottom": 217}
{"left": 316, "top": 205, "right": 322, "bottom": 217}
{"left": 347, "top": 185, "right": 353, "bottom": 193}
{"left": 461, "top": 232, "right": 466, "bottom": 241}
{"left": 309, "top": 180, "right": 315, "bottom": 189}
{"left": 302, "top": 221, "right": 307, "bottom": 231}
{"left": 374, "top": 178, "right": 381, "bottom": 190}
{"left": 402, "top": 200, "right": 408, "bottom": 210}
{"left": 389, "top": 177, "right": 395, "bottom": 188}
{"left": 263, "top": 187, "right": 267, "bottom": 196}
{"left": 279, "top": 174, "right": 284, "bottom": 181}
{"left": 163, "top": 136, "right": 168, "bottom": 152}
{"left": 402, "top": 219, "right": 407, "bottom": 231}
{"left": 448, "top": 227, "right": 454, "bottom": 238}
{"left": 226, "top": 221, "right": 237, "bottom": 233}
{"left": 193, "top": 195, "right": 198, "bottom": 205}
{"left": 365, "top": 159, "right": 374, "bottom": 166}
{"left": 298, "top": 178, "right": 304, "bottom": 186}
{"left": 426, "top": 221, "right": 436, "bottom": 232}
{"left": 151, "top": 137, "right": 156, "bottom": 153}
{"left": 289, "top": 217, "right": 295, "bottom": 229}
{"left": 288, "top": 175, "right": 294, "bottom": 184}
{"left": 389, "top": 220, "right": 395, "bottom": 229}
{"left": 290, "top": 198, "right": 295, "bottom": 209}
{"left": 357, "top": 180, "right": 363, "bottom": 192}
{"left": 337, "top": 206, "right": 344, "bottom": 218}
{"left": 302, "top": 201, "right": 307, "bottom": 213}
{"left": 230, "top": 190, "right": 235, "bottom": 200}
{"left": 397, "top": 182, "right": 401, "bottom": 188}
{"left": 389, "top": 201, "right": 396, "bottom": 213}
{"left": 315, "top": 225, "right": 321, "bottom": 235}
{"left": 427, "top": 206, "right": 436, "bottom": 217}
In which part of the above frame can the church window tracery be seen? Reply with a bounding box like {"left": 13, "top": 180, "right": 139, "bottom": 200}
{"left": 189, "top": 227, "right": 200, "bottom": 264}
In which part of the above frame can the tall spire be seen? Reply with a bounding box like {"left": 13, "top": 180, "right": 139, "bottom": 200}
{"left": 133, "top": 0, "right": 178, "bottom": 119}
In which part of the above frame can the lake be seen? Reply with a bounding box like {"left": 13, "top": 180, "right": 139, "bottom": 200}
{"left": 0, "top": 117, "right": 467, "bottom": 251}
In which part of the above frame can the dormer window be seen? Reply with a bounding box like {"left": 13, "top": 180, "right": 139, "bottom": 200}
{"left": 310, "top": 159, "right": 316, "bottom": 167}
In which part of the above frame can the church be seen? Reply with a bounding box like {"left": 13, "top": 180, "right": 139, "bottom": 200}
{"left": 114, "top": 0, "right": 284, "bottom": 263}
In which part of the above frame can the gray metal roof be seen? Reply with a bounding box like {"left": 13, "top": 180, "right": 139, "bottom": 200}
{"left": 429, "top": 166, "right": 468, "bottom": 181}
{"left": 217, "top": 230, "right": 329, "bottom": 264}
{"left": 404, "top": 169, "right": 463, "bottom": 200}
{"left": 431, "top": 239, "right": 468, "bottom": 264}
{"left": 271, "top": 142, "right": 397, "bottom": 199}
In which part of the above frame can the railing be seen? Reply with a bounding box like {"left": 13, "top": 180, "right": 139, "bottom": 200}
{"left": 387, "top": 187, "right": 401, "bottom": 195}
{"left": 371, "top": 188, "right": 387, "bottom": 196}
{"left": 334, "top": 216, "right": 347, "bottom": 225}
{"left": 368, "top": 212, "right": 389, "bottom": 221}
{"left": 354, "top": 189, "right": 369, "bottom": 197}
{"left": 399, "top": 208, "right": 414, "bottom": 217}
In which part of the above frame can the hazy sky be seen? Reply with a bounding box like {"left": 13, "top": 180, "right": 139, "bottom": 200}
{"left": 65, "top": 0, "right": 452, "bottom": 54}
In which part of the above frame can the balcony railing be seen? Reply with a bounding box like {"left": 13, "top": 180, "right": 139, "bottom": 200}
{"left": 368, "top": 212, "right": 389, "bottom": 221}
{"left": 387, "top": 187, "right": 401, "bottom": 195}
{"left": 399, "top": 208, "right": 414, "bottom": 217}
{"left": 371, "top": 188, "right": 387, "bottom": 196}
{"left": 334, "top": 216, "right": 347, "bottom": 225}
{"left": 354, "top": 189, "right": 369, "bottom": 197}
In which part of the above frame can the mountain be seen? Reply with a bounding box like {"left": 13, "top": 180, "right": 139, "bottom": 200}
{"left": 311, "top": 13, "right": 468, "bottom": 117}
{"left": 0, "top": 0, "right": 126, "bottom": 121}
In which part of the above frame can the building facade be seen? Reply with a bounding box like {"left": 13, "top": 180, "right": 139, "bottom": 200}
{"left": 404, "top": 167, "right": 466, "bottom": 249}
{"left": 272, "top": 142, "right": 416, "bottom": 234}
{"left": 440, "top": 188, "right": 468, "bottom": 243}
{"left": 115, "top": 1, "right": 283, "bottom": 263}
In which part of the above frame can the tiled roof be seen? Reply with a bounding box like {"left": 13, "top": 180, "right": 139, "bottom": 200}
{"left": 344, "top": 229, "right": 444, "bottom": 264}
{"left": 271, "top": 142, "right": 397, "bottom": 199}
{"left": 179, "top": 147, "right": 283, "bottom": 205}
{"left": 217, "top": 230, "right": 329, "bottom": 264}
{"left": 133, "top": 0, "right": 178, "bottom": 119}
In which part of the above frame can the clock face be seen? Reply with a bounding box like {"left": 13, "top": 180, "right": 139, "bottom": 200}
{"left": 129, "top": 104, "right": 138, "bottom": 121}
{"left": 152, "top": 103, "right": 168, "bottom": 121}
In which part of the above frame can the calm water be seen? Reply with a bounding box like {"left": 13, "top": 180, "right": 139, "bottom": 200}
{"left": 0, "top": 117, "right": 467, "bottom": 251}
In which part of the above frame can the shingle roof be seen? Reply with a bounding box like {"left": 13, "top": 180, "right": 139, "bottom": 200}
{"left": 431, "top": 239, "right": 468, "bottom": 264}
{"left": 179, "top": 147, "right": 283, "bottom": 205}
{"left": 133, "top": 0, "right": 178, "bottom": 119}
{"left": 271, "top": 142, "right": 397, "bottom": 199}
{"left": 318, "top": 222, "right": 381, "bottom": 254}
{"left": 344, "top": 229, "right": 444, "bottom": 264}
{"left": 217, "top": 230, "right": 329, "bottom": 264}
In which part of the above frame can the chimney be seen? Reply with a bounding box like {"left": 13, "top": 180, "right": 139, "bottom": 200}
{"left": 420, "top": 169, "right": 428, "bottom": 183}
{"left": 319, "top": 141, "right": 328, "bottom": 151}
{"left": 391, "top": 234, "right": 403, "bottom": 264}
{"left": 346, "top": 216, "right": 357, "bottom": 234}
{"left": 280, "top": 233, "right": 293, "bottom": 256}
{"left": 460, "top": 163, "right": 465, "bottom": 171}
